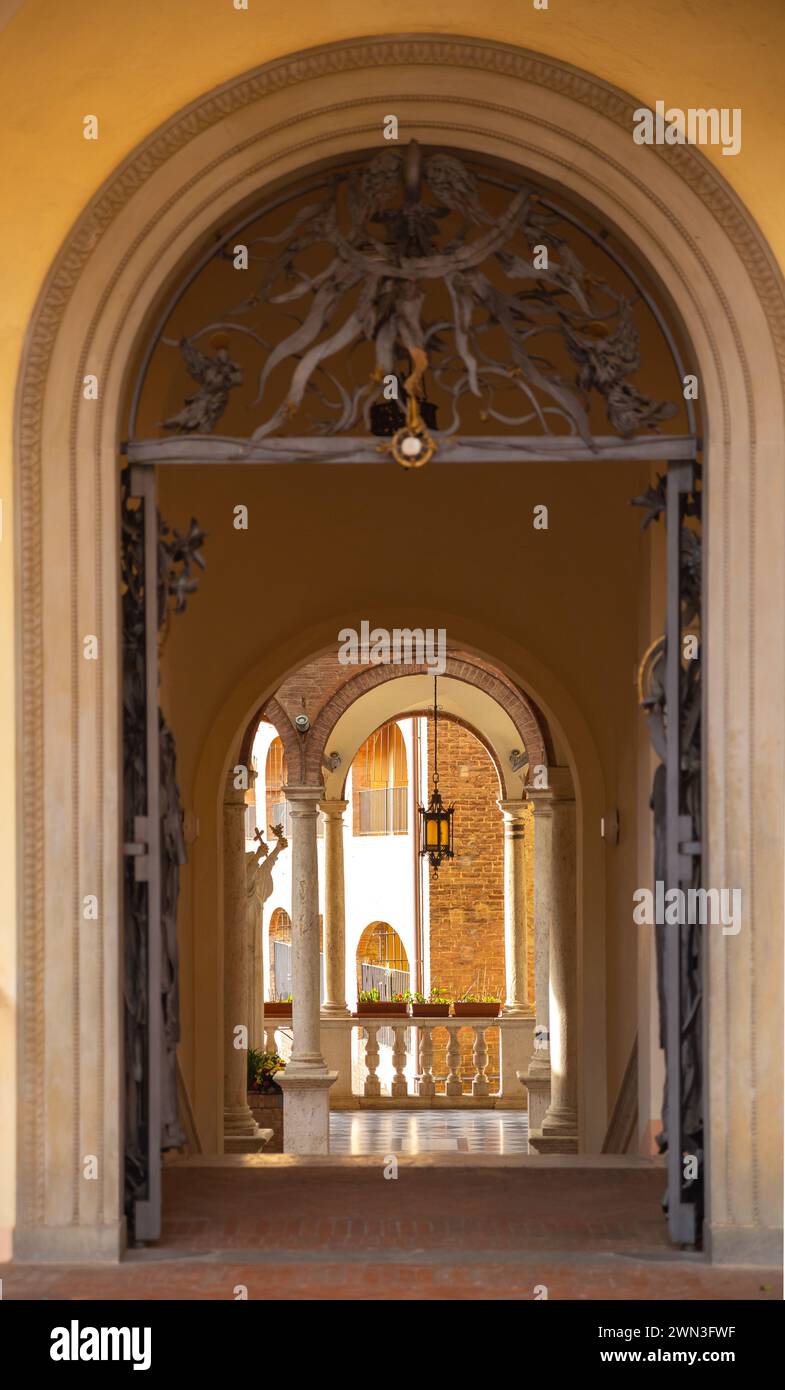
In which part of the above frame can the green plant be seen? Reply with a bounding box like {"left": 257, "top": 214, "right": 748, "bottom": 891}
{"left": 247, "top": 1048, "right": 286, "bottom": 1090}
{"left": 358, "top": 988, "right": 380, "bottom": 1003}
{"left": 455, "top": 991, "right": 500, "bottom": 1004}
{"left": 429, "top": 984, "right": 451, "bottom": 1004}
{"left": 408, "top": 985, "right": 451, "bottom": 1005}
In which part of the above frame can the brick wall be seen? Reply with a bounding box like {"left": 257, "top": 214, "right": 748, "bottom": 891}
{"left": 425, "top": 716, "right": 534, "bottom": 1090}
{"left": 427, "top": 716, "right": 505, "bottom": 1000}
{"left": 426, "top": 718, "right": 502, "bottom": 1087}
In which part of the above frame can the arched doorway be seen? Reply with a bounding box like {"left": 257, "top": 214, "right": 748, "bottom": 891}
{"left": 12, "top": 37, "right": 783, "bottom": 1263}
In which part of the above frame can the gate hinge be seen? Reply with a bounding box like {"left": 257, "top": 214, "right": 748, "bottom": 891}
{"left": 123, "top": 815, "right": 151, "bottom": 881}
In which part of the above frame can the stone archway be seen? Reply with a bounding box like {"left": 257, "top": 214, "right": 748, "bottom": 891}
{"left": 12, "top": 35, "right": 784, "bottom": 1260}
{"left": 304, "top": 657, "right": 550, "bottom": 786}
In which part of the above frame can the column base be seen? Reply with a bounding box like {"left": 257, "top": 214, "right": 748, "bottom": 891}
{"left": 223, "top": 1103, "right": 260, "bottom": 1136}
{"left": 498, "top": 1015, "right": 535, "bottom": 1104}
{"left": 224, "top": 1128, "right": 273, "bottom": 1154}
{"left": 13, "top": 1220, "right": 126, "bottom": 1263}
{"left": 320, "top": 1004, "right": 351, "bottom": 1017}
{"left": 526, "top": 1046, "right": 551, "bottom": 1079}
{"left": 277, "top": 1066, "right": 337, "bottom": 1154}
{"left": 528, "top": 1102, "right": 578, "bottom": 1154}
{"left": 320, "top": 1016, "right": 354, "bottom": 1102}
{"left": 527, "top": 1129, "right": 579, "bottom": 1155}
{"left": 517, "top": 1067, "right": 551, "bottom": 1137}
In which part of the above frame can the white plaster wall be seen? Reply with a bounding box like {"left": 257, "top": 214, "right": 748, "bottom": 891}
{"left": 252, "top": 718, "right": 420, "bottom": 1010}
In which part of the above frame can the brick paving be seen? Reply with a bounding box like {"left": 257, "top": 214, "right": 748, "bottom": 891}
{"left": 1, "top": 1161, "right": 780, "bottom": 1300}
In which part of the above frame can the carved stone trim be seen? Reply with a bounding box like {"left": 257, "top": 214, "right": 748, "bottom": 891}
{"left": 298, "top": 656, "right": 549, "bottom": 784}
{"left": 13, "top": 33, "right": 784, "bottom": 1243}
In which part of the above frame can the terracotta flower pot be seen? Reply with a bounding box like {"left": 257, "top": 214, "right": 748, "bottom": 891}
{"left": 408, "top": 1002, "right": 450, "bottom": 1017}
{"left": 354, "top": 1001, "right": 408, "bottom": 1016}
{"left": 265, "top": 1002, "right": 293, "bottom": 1017}
{"left": 451, "top": 1001, "right": 501, "bottom": 1018}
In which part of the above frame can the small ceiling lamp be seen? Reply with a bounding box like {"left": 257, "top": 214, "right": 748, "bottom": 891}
{"left": 374, "top": 338, "right": 438, "bottom": 469}
{"left": 419, "top": 677, "right": 455, "bottom": 874}
{"left": 389, "top": 392, "right": 437, "bottom": 469}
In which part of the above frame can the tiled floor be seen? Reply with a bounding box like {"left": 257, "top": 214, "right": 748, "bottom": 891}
{"left": 330, "top": 1108, "right": 529, "bottom": 1154}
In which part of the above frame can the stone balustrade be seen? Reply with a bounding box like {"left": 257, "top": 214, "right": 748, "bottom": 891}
{"left": 265, "top": 1013, "right": 534, "bottom": 1108}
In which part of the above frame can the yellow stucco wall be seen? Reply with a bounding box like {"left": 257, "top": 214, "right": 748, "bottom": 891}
{"left": 1, "top": 0, "right": 783, "bottom": 1236}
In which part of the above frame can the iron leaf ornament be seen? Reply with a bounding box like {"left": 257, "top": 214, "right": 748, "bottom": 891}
{"left": 153, "top": 143, "right": 679, "bottom": 449}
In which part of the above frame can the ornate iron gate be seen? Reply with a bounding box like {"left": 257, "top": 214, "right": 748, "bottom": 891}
{"left": 121, "top": 464, "right": 204, "bottom": 1241}
{"left": 636, "top": 461, "right": 703, "bottom": 1245}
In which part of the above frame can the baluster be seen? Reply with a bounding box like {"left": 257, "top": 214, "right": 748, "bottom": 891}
{"left": 445, "top": 1023, "right": 463, "bottom": 1097}
{"left": 418, "top": 1025, "right": 436, "bottom": 1100}
{"left": 264, "top": 1025, "right": 278, "bottom": 1055}
{"left": 391, "top": 1024, "right": 408, "bottom": 1098}
{"left": 364, "top": 1024, "right": 381, "bottom": 1098}
{"left": 472, "top": 1025, "right": 490, "bottom": 1098}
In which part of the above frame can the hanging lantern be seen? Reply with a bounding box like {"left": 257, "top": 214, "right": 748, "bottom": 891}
{"left": 419, "top": 677, "right": 455, "bottom": 874}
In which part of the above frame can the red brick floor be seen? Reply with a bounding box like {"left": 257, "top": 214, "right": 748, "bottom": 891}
{"left": 2, "top": 1160, "right": 780, "bottom": 1300}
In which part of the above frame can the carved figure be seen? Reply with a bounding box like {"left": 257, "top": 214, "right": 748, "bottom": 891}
{"left": 161, "top": 338, "right": 243, "bottom": 433}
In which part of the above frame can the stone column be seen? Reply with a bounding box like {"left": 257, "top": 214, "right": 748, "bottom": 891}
{"left": 497, "top": 799, "right": 532, "bottom": 1016}
{"left": 249, "top": 903, "right": 264, "bottom": 1051}
{"left": 223, "top": 776, "right": 267, "bottom": 1153}
{"left": 518, "top": 785, "right": 553, "bottom": 1135}
{"left": 277, "top": 785, "right": 336, "bottom": 1152}
{"left": 527, "top": 769, "right": 578, "bottom": 1154}
{"left": 246, "top": 770, "right": 264, "bottom": 1052}
{"left": 319, "top": 799, "right": 349, "bottom": 1014}
{"left": 318, "top": 798, "right": 353, "bottom": 1104}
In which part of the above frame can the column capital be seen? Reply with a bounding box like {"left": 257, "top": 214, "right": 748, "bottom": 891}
{"left": 525, "top": 766, "right": 575, "bottom": 808}
{"left": 319, "top": 799, "right": 348, "bottom": 818}
{"left": 223, "top": 776, "right": 248, "bottom": 807}
{"left": 497, "top": 797, "right": 528, "bottom": 823}
{"left": 284, "top": 783, "right": 325, "bottom": 811}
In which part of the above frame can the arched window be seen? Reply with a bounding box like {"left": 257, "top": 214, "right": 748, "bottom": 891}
{"left": 244, "top": 754, "right": 258, "bottom": 841}
{"left": 268, "top": 907, "right": 292, "bottom": 1000}
{"left": 356, "top": 921, "right": 410, "bottom": 999}
{"left": 352, "top": 722, "right": 408, "bottom": 835}
{"left": 265, "top": 737, "right": 288, "bottom": 838}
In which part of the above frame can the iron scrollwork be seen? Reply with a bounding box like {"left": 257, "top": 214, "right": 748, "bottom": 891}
{"left": 146, "top": 143, "right": 681, "bottom": 452}
{"left": 634, "top": 467, "right": 703, "bottom": 1243}
{"left": 121, "top": 477, "right": 206, "bottom": 1221}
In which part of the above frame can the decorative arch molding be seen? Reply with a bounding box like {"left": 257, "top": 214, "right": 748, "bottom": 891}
{"left": 12, "top": 34, "right": 784, "bottom": 1260}
{"left": 300, "top": 657, "right": 548, "bottom": 790}
{"left": 240, "top": 652, "right": 555, "bottom": 785}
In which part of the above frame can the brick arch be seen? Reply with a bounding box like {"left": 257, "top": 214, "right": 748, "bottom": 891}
{"left": 303, "top": 657, "right": 549, "bottom": 785}
{"left": 238, "top": 695, "right": 303, "bottom": 783}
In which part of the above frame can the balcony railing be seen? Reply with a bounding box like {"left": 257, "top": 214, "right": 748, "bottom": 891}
{"left": 264, "top": 1013, "right": 535, "bottom": 1109}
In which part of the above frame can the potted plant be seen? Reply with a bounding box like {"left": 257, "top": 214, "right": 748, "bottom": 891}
{"left": 354, "top": 988, "right": 409, "bottom": 1016}
{"left": 247, "top": 1048, "right": 286, "bottom": 1093}
{"left": 408, "top": 985, "right": 451, "bottom": 1018}
{"left": 266, "top": 994, "right": 293, "bottom": 1018}
{"left": 452, "top": 992, "right": 502, "bottom": 1018}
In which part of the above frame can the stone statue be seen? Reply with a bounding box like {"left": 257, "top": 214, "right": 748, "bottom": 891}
{"left": 246, "top": 823, "right": 288, "bottom": 1046}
